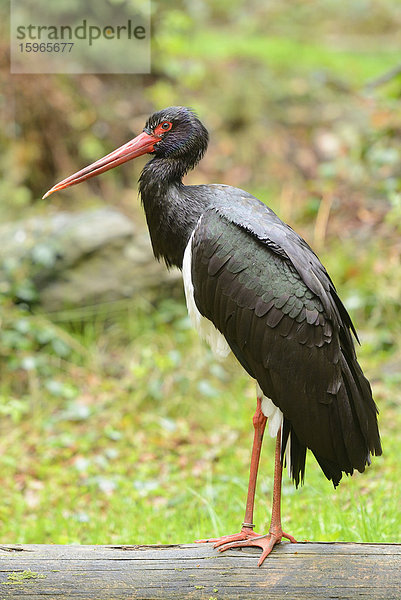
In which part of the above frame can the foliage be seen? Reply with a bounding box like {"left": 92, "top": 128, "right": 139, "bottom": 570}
{"left": 0, "top": 0, "right": 400, "bottom": 547}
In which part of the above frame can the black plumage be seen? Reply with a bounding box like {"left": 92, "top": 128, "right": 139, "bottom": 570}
{"left": 191, "top": 199, "right": 380, "bottom": 486}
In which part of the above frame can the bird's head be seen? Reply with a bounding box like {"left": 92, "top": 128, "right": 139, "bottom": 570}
{"left": 42, "top": 106, "right": 208, "bottom": 198}
{"left": 145, "top": 106, "right": 208, "bottom": 165}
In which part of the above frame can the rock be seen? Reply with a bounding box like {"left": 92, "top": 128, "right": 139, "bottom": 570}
{"left": 0, "top": 208, "right": 180, "bottom": 310}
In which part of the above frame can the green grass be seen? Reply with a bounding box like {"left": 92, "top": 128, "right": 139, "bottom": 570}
{"left": 0, "top": 287, "right": 399, "bottom": 547}
{"left": 178, "top": 32, "right": 400, "bottom": 86}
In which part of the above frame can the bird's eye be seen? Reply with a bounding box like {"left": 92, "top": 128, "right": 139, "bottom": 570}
{"left": 154, "top": 121, "right": 173, "bottom": 135}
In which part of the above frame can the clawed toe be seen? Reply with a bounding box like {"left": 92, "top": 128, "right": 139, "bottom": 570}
{"left": 195, "top": 533, "right": 247, "bottom": 545}
{"left": 218, "top": 533, "right": 277, "bottom": 565}
{"left": 282, "top": 530, "right": 297, "bottom": 543}
{"left": 195, "top": 527, "right": 260, "bottom": 549}
{"left": 212, "top": 529, "right": 297, "bottom": 566}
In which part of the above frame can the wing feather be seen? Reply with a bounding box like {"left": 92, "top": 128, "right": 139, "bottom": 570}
{"left": 190, "top": 206, "right": 381, "bottom": 486}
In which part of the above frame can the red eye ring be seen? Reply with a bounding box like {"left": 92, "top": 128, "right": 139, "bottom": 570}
{"left": 154, "top": 121, "right": 172, "bottom": 135}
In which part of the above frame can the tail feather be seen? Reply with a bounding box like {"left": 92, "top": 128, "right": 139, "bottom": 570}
{"left": 341, "top": 354, "right": 382, "bottom": 457}
{"left": 285, "top": 351, "right": 381, "bottom": 488}
{"left": 313, "top": 453, "right": 344, "bottom": 487}
{"left": 312, "top": 352, "right": 382, "bottom": 487}
{"left": 282, "top": 418, "right": 306, "bottom": 488}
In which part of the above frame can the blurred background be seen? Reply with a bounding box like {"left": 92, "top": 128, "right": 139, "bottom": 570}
{"left": 0, "top": 0, "right": 400, "bottom": 545}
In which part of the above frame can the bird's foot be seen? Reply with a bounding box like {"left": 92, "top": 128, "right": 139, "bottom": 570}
{"left": 218, "top": 529, "right": 296, "bottom": 567}
{"left": 196, "top": 526, "right": 296, "bottom": 567}
{"left": 195, "top": 525, "right": 259, "bottom": 547}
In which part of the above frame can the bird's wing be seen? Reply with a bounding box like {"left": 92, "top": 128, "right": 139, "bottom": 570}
{"left": 190, "top": 195, "right": 381, "bottom": 486}
{"left": 209, "top": 186, "right": 357, "bottom": 342}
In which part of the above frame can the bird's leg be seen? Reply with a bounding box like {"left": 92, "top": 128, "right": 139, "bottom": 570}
{"left": 195, "top": 396, "right": 267, "bottom": 546}
{"left": 242, "top": 395, "right": 268, "bottom": 530}
{"left": 214, "top": 427, "right": 297, "bottom": 566}
{"left": 264, "top": 427, "right": 297, "bottom": 546}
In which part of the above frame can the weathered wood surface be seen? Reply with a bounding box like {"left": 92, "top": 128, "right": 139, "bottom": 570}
{"left": 0, "top": 542, "right": 400, "bottom": 599}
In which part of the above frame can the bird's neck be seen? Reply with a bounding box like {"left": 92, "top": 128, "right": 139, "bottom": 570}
{"left": 139, "top": 157, "right": 208, "bottom": 269}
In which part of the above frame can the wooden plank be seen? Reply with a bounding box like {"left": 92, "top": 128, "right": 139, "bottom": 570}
{"left": 0, "top": 542, "right": 400, "bottom": 599}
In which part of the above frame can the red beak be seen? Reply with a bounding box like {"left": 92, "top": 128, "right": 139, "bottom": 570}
{"left": 42, "top": 131, "right": 159, "bottom": 199}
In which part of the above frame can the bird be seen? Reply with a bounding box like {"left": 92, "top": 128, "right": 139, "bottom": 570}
{"left": 43, "top": 106, "right": 382, "bottom": 566}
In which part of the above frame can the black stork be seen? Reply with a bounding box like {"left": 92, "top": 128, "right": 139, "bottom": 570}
{"left": 43, "top": 106, "right": 382, "bottom": 566}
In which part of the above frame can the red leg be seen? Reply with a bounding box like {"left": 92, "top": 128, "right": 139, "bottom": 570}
{"left": 215, "top": 426, "right": 296, "bottom": 566}
{"left": 196, "top": 396, "right": 268, "bottom": 545}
